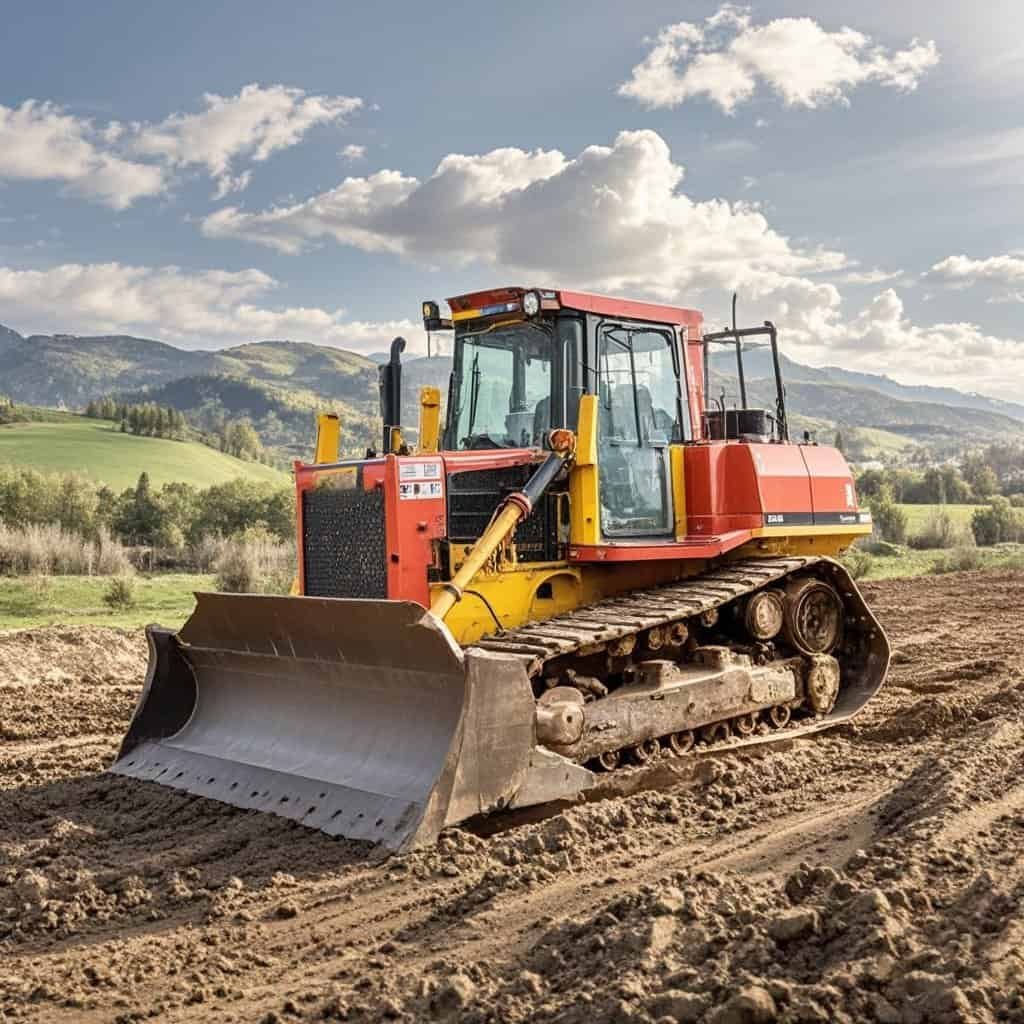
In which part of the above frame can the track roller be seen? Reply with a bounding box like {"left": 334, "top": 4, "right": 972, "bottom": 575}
{"left": 630, "top": 737, "right": 661, "bottom": 764}
{"left": 768, "top": 704, "right": 792, "bottom": 728}
{"left": 667, "top": 730, "right": 695, "bottom": 755}
{"left": 733, "top": 712, "right": 759, "bottom": 737}
{"left": 596, "top": 749, "right": 621, "bottom": 771}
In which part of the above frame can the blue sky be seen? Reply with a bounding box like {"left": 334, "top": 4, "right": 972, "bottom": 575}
{"left": 1, "top": 2, "right": 1023, "bottom": 397}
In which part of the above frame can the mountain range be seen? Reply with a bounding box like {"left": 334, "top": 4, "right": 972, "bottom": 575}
{"left": 1, "top": 322, "right": 1021, "bottom": 461}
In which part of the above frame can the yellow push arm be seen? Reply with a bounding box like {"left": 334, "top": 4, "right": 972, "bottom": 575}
{"left": 418, "top": 386, "right": 441, "bottom": 453}
{"left": 314, "top": 413, "right": 341, "bottom": 463}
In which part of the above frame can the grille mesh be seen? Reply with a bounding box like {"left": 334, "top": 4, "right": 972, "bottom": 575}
{"left": 302, "top": 487, "right": 386, "bottom": 598}
{"left": 447, "top": 465, "right": 561, "bottom": 561}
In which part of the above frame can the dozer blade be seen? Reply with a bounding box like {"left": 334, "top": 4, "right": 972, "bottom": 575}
{"left": 110, "top": 593, "right": 594, "bottom": 852}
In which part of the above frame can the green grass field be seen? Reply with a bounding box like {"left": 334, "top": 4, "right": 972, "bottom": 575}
{"left": 0, "top": 573, "right": 211, "bottom": 630}
{"left": 0, "top": 419, "right": 287, "bottom": 489}
{"left": 850, "top": 543, "right": 1024, "bottom": 581}
{"left": 897, "top": 503, "right": 984, "bottom": 531}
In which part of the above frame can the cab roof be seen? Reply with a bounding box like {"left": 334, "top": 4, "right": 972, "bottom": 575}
{"left": 446, "top": 286, "right": 703, "bottom": 333}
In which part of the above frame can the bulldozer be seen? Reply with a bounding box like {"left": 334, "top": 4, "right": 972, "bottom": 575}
{"left": 112, "top": 286, "right": 889, "bottom": 852}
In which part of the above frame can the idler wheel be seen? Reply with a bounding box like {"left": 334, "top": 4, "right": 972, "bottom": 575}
{"left": 782, "top": 577, "right": 844, "bottom": 655}
{"left": 768, "top": 704, "right": 792, "bottom": 729}
{"left": 630, "top": 737, "right": 661, "bottom": 764}
{"left": 743, "top": 589, "right": 785, "bottom": 641}
{"left": 667, "top": 730, "right": 695, "bottom": 756}
{"left": 596, "top": 749, "right": 621, "bottom": 771}
{"left": 733, "top": 712, "right": 759, "bottom": 736}
{"left": 700, "top": 720, "right": 732, "bottom": 745}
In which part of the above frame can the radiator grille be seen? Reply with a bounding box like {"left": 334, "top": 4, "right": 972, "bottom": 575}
{"left": 447, "top": 465, "right": 562, "bottom": 562}
{"left": 302, "top": 487, "right": 386, "bottom": 598}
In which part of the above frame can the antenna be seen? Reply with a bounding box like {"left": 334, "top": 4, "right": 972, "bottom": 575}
{"left": 732, "top": 291, "right": 748, "bottom": 409}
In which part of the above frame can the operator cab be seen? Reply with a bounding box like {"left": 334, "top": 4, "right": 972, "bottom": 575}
{"left": 436, "top": 288, "right": 692, "bottom": 539}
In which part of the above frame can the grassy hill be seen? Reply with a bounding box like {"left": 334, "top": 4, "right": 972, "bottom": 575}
{"left": 0, "top": 418, "right": 287, "bottom": 490}
{"left": 3, "top": 321, "right": 1023, "bottom": 464}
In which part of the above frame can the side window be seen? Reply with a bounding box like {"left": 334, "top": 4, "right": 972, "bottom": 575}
{"left": 596, "top": 323, "right": 679, "bottom": 537}
{"left": 598, "top": 327, "right": 680, "bottom": 445}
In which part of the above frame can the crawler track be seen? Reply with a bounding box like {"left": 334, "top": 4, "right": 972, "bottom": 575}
{"left": 471, "top": 556, "right": 890, "bottom": 763}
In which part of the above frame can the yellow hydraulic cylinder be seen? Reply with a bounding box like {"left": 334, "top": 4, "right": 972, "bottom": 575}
{"left": 418, "top": 386, "right": 442, "bottom": 453}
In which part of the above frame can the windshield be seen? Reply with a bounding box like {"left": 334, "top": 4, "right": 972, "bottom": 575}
{"left": 450, "top": 321, "right": 553, "bottom": 449}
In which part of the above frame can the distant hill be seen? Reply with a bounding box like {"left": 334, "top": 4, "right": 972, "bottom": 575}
{"left": 3, "top": 321, "right": 1021, "bottom": 462}
{"left": 711, "top": 347, "right": 1024, "bottom": 425}
{"left": 0, "top": 416, "right": 287, "bottom": 490}
{"left": 0, "top": 323, "right": 22, "bottom": 355}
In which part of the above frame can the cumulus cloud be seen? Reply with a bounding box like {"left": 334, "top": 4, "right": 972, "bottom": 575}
{"left": 194, "top": 128, "right": 1024, "bottom": 397}
{"left": 0, "top": 101, "right": 166, "bottom": 209}
{"left": 340, "top": 143, "right": 367, "bottom": 162}
{"left": 927, "top": 253, "right": 1024, "bottom": 302}
{"left": 132, "top": 84, "right": 362, "bottom": 198}
{"left": 0, "top": 84, "right": 363, "bottom": 208}
{"left": 803, "top": 288, "right": 1024, "bottom": 398}
{"left": 0, "top": 261, "right": 416, "bottom": 352}
{"left": 202, "top": 128, "right": 846, "bottom": 331}
{"left": 619, "top": 4, "right": 939, "bottom": 113}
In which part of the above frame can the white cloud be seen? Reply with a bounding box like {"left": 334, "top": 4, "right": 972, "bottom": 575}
{"left": 619, "top": 4, "right": 939, "bottom": 113}
{"left": 0, "top": 84, "right": 363, "bottom": 208}
{"left": 835, "top": 267, "right": 905, "bottom": 286}
{"left": 927, "top": 253, "right": 1024, "bottom": 302}
{"left": 772, "top": 287, "right": 1024, "bottom": 401}
{"left": 0, "top": 261, "right": 416, "bottom": 352}
{"left": 132, "top": 84, "right": 362, "bottom": 198}
{"left": 193, "top": 128, "right": 1024, "bottom": 398}
{"left": 340, "top": 143, "right": 366, "bottom": 162}
{"left": 0, "top": 101, "right": 166, "bottom": 209}
{"left": 201, "top": 128, "right": 846, "bottom": 328}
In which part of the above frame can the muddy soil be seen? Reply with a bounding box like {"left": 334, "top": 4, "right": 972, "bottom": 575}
{"left": 1, "top": 571, "right": 1022, "bottom": 1024}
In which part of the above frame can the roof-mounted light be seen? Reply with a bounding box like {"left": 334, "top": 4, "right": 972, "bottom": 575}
{"left": 522, "top": 290, "right": 541, "bottom": 317}
{"left": 421, "top": 299, "right": 452, "bottom": 332}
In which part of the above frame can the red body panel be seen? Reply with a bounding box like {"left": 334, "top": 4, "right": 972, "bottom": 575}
{"left": 750, "top": 444, "right": 815, "bottom": 520}
{"left": 382, "top": 455, "right": 448, "bottom": 605}
{"left": 800, "top": 445, "right": 859, "bottom": 520}
{"left": 684, "top": 444, "right": 764, "bottom": 537}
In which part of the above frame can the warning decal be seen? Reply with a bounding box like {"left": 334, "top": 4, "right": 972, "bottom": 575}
{"left": 398, "top": 461, "right": 444, "bottom": 500}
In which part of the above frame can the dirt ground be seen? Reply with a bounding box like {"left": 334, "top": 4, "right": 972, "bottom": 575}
{"left": 1, "top": 571, "right": 1023, "bottom": 1024}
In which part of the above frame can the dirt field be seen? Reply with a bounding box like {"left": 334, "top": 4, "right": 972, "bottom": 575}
{"left": 1, "top": 571, "right": 1023, "bottom": 1024}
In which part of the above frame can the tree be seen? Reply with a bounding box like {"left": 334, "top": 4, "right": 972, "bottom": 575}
{"left": 939, "top": 466, "right": 971, "bottom": 504}
{"left": 833, "top": 430, "right": 846, "bottom": 455}
{"left": 962, "top": 452, "right": 998, "bottom": 498}
{"left": 972, "top": 497, "right": 1023, "bottom": 546}
{"left": 113, "top": 472, "right": 164, "bottom": 545}
{"left": 972, "top": 466, "right": 999, "bottom": 501}
{"left": 868, "top": 484, "right": 908, "bottom": 545}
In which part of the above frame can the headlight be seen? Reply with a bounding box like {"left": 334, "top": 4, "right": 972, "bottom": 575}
{"left": 522, "top": 290, "right": 541, "bottom": 317}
